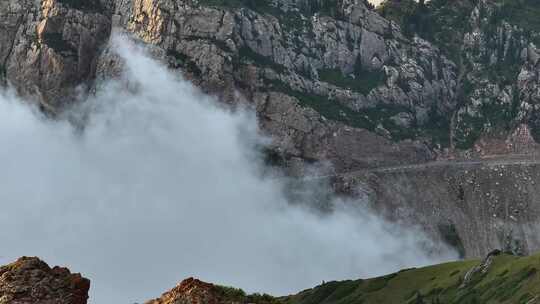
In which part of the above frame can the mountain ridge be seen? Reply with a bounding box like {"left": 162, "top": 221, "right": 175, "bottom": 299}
{"left": 5, "top": 252, "right": 540, "bottom": 304}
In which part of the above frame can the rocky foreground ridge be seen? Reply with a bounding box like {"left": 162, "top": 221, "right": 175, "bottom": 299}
{"left": 0, "top": 257, "right": 89, "bottom": 304}
{"left": 6, "top": 253, "right": 540, "bottom": 304}
{"left": 3, "top": 0, "right": 540, "bottom": 257}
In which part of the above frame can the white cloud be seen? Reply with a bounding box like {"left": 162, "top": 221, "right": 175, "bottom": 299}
{"left": 0, "top": 34, "right": 455, "bottom": 304}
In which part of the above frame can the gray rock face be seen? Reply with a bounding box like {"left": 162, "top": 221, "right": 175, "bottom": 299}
{"left": 0, "top": 0, "right": 454, "bottom": 170}
{"left": 350, "top": 161, "right": 540, "bottom": 258}
{"left": 108, "top": 0, "right": 455, "bottom": 170}
{"left": 1, "top": 0, "right": 110, "bottom": 110}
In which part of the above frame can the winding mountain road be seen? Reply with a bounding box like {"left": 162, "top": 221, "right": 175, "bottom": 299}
{"left": 299, "top": 155, "right": 540, "bottom": 181}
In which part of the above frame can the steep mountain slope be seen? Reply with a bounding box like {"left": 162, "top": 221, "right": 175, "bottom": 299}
{"left": 3, "top": 0, "right": 540, "bottom": 257}
{"left": 5, "top": 1, "right": 540, "bottom": 164}
{"left": 379, "top": 0, "right": 540, "bottom": 149}
{"left": 1, "top": 0, "right": 458, "bottom": 172}
{"left": 284, "top": 250, "right": 540, "bottom": 304}
{"left": 360, "top": 161, "right": 540, "bottom": 258}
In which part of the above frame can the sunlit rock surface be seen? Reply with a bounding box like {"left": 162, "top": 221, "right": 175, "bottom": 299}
{"left": 0, "top": 257, "right": 89, "bottom": 304}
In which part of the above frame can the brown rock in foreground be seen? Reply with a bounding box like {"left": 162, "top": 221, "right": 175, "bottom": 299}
{"left": 145, "top": 277, "right": 276, "bottom": 304}
{"left": 0, "top": 257, "right": 90, "bottom": 304}
{"left": 146, "top": 278, "right": 222, "bottom": 304}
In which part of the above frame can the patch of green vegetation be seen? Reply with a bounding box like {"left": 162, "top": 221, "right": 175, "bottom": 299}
{"left": 365, "top": 274, "right": 397, "bottom": 292}
{"left": 216, "top": 285, "right": 247, "bottom": 300}
{"left": 310, "top": 0, "right": 341, "bottom": 17}
{"left": 318, "top": 66, "right": 386, "bottom": 96}
{"left": 454, "top": 82, "right": 519, "bottom": 149}
{"left": 265, "top": 77, "right": 421, "bottom": 140}
{"left": 265, "top": 76, "right": 453, "bottom": 144}
{"left": 262, "top": 147, "right": 286, "bottom": 167}
{"left": 0, "top": 64, "right": 5, "bottom": 81}
{"left": 266, "top": 78, "right": 374, "bottom": 130}
{"left": 379, "top": 0, "right": 475, "bottom": 62}
{"left": 57, "top": 0, "right": 104, "bottom": 12}
{"left": 378, "top": 0, "right": 419, "bottom": 29}
{"left": 454, "top": 112, "right": 484, "bottom": 150}
{"left": 198, "top": 0, "right": 358, "bottom": 18}
{"left": 282, "top": 253, "right": 540, "bottom": 304}
{"left": 198, "top": 0, "right": 273, "bottom": 11}
{"left": 454, "top": 92, "right": 519, "bottom": 149}
{"left": 449, "top": 270, "right": 461, "bottom": 277}
{"left": 239, "top": 46, "right": 287, "bottom": 74}
{"left": 423, "top": 105, "right": 451, "bottom": 148}
{"left": 208, "top": 0, "right": 311, "bottom": 30}
{"left": 455, "top": 102, "right": 507, "bottom": 149}
{"left": 167, "top": 49, "right": 202, "bottom": 77}
{"left": 480, "top": 34, "right": 523, "bottom": 86}
{"left": 492, "top": 0, "right": 540, "bottom": 34}
{"left": 198, "top": 0, "right": 307, "bottom": 27}
{"left": 215, "top": 285, "right": 280, "bottom": 304}
{"left": 378, "top": 0, "right": 540, "bottom": 150}
{"left": 42, "top": 33, "right": 77, "bottom": 55}
{"left": 285, "top": 280, "right": 362, "bottom": 304}
{"left": 528, "top": 110, "right": 540, "bottom": 142}
{"left": 438, "top": 223, "right": 466, "bottom": 259}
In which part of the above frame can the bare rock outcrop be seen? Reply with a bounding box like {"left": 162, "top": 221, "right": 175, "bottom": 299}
{"left": 145, "top": 277, "right": 277, "bottom": 304}
{"left": 1, "top": 0, "right": 110, "bottom": 111}
{"left": 145, "top": 278, "right": 223, "bottom": 304}
{"left": 460, "top": 249, "right": 502, "bottom": 288}
{"left": 0, "top": 257, "right": 90, "bottom": 304}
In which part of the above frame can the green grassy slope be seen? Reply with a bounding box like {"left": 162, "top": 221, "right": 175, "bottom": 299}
{"left": 279, "top": 252, "right": 540, "bottom": 304}
{"left": 212, "top": 252, "right": 540, "bottom": 303}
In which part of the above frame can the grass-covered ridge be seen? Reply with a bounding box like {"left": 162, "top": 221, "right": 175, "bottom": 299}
{"left": 215, "top": 284, "right": 281, "bottom": 304}
{"left": 209, "top": 252, "right": 540, "bottom": 303}
{"left": 281, "top": 252, "right": 540, "bottom": 304}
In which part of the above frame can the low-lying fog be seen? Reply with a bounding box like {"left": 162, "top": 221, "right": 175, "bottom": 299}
{"left": 0, "top": 34, "right": 455, "bottom": 303}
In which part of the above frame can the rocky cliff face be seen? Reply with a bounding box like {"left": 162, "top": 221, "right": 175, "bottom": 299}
{"left": 1, "top": 0, "right": 457, "bottom": 172}
{"left": 380, "top": 0, "right": 540, "bottom": 150}
{"left": 5, "top": 0, "right": 540, "bottom": 162}
{"left": 0, "top": 257, "right": 90, "bottom": 304}
{"left": 354, "top": 162, "right": 540, "bottom": 258}
{"left": 108, "top": 0, "right": 462, "bottom": 172}
{"left": 3, "top": 0, "right": 540, "bottom": 258}
{"left": 0, "top": 0, "right": 110, "bottom": 111}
